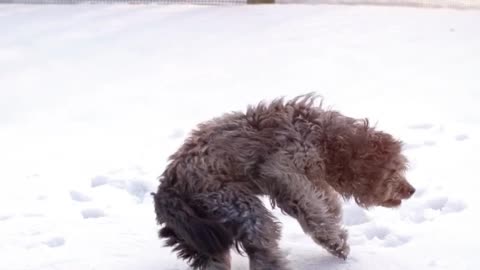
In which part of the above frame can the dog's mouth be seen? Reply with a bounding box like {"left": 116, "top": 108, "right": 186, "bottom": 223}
{"left": 381, "top": 199, "right": 402, "bottom": 208}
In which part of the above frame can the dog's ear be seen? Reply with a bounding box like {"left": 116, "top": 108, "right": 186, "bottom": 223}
{"left": 368, "top": 131, "right": 402, "bottom": 155}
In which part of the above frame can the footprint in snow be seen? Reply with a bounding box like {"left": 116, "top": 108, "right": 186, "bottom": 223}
{"left": 363, "top": 225, "right": 411, "bottom": 247}
{"left": 364, "top": 225, "right": 391, "bottom": 240}
{"left": 425, "top": 196, "right": 449, "bottom": 211}
{"left": 81, "top": 208, "right": 106, "bottom": 219}
{"left": 91, "top": 175, "right": 109, "bottom": 187}
{"left": 43, "top": 237, "right": 66, "bottom": 248}
{"left": 408, "top": 123, "right": 434, "bottom": 130}
{"left": 455, "top": 134, "right": 469, "bottom": 141}
{"left": 90, "top": 175, "right": 153, "bottom": 202}
{"left": 403, "top": 143, "right": 423, "bottom": 150}
{"left": 425, "top": 196, "right": 466, "bottom": 214}
{"left": 69, "top": 190, "right": 92, "bottom": 202}
{"left": 404, "top": 123, "right": 440, "bottom": 150}
{"left": 382, "top": 234, "right": 411, "bottom": 248}
{"left": 403, "top": 192, "right": 466, "bottom": 223}
{"left": 404, "top": 140, "right": 436, "bottom": 151}
{"left": 408, "top": 123, "right": 469, "bottom": 144}
{"left": 0, "top": 215, "right": 13, "bottom": 221}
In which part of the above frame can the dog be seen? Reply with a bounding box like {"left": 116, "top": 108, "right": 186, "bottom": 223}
{"left": 152, "top": 93, "right": 415, "bottom": 270}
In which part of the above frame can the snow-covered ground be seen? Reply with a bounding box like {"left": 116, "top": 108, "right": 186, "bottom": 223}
{"left": 1, "top": 3, "right": 479, "bottom": 270}
{"left": 277, "top": 0, "right": 480, "bottom": 9}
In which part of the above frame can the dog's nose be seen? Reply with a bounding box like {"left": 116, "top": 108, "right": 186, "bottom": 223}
{"left": 400, "top": 184, "right": 415, "bottom": 198}
{"left": 403, "top": 186, "right": 415, "bottom": 198}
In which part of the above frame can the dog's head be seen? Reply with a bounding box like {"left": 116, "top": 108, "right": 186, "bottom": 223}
{"left": 349, "top": 131, "right": 415, "bottom": 208}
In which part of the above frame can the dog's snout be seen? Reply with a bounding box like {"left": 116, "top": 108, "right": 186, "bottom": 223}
{"left": 402, "top": 185, "right": 415, "bottom": 198}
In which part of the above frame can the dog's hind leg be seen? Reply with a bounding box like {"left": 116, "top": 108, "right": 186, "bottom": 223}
{"left": 258, "top": 154, "right": 350, "bottom": 260}
{"left": 153, "top": 190, "right": 233, "bottom": 270}
{"left": 205, "top": 251, "right": 231, "bottom": 270}
{"left": 192, "top": 188, "right": 291, "bottom": 270}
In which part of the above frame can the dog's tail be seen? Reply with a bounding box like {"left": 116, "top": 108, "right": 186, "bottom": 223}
{"left": 152, "top": 188, "right": 233, "bottom": 268}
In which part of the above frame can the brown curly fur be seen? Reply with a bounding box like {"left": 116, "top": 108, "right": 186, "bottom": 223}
{"left": 152, "top": 93, "right": 415, "bottom": 270}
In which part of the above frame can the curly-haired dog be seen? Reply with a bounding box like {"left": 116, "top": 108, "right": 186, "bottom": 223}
{"left": 152, "top": 94, "right": 415, "bottom": 270}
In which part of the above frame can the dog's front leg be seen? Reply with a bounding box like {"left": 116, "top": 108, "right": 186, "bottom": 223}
{"left": 258, "top": 155, "right": 350, "bottom": 260}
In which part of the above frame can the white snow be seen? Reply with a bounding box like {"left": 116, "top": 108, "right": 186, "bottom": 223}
{"left": 43, "top": 237, "right": 66, "bottom": 248}
{"left": 1, "top": 3, "right": 479, "bottom": 270}
{"left": 70, "top": 190, "right": 92, "bottom": 202}
{"left": 81, "top": 208, "right": 107, "bottom": 219}
{"left": 276, "top": 0, "right": 480, "bottom": 9}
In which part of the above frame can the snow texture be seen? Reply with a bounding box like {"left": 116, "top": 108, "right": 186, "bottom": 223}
{"left": 277, "top": 0, "right": 480, "bottom": 9}
{"left": 81, "top": 208, "right": 107, "bottom": 219}
{"left": 0, "top": 3, "right": 479, "bottom": 270}
{"left": 70, "top": 190, "right": 92, "bottom": 202}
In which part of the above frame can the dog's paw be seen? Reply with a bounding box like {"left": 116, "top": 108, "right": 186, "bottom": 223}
{"left": 327, "top": 240, "right": 350, "bottom": 260}
{"left": 319, "top": 229, "right": 350, "bottom": 260}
